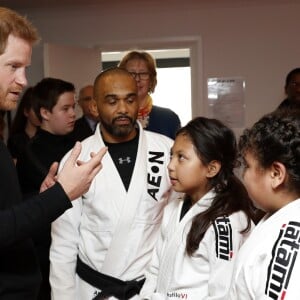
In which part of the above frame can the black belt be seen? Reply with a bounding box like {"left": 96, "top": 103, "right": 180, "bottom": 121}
{"left": 76, "top": 256, "right": 145, "bottom": 300}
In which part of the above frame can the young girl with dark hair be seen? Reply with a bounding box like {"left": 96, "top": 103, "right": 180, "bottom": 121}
{"left": 229, "top": 109, "right": 300, "bottom": 299}
{"left": 140, "top": 116, "right": 256, "bottom": 300}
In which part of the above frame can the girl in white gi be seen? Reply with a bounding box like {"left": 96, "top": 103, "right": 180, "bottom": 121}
{"left": 140, "top": 117, "right": 256, "bottom": 300}
{"left": 229, "top": 109, "right": 300, "bottom": 300}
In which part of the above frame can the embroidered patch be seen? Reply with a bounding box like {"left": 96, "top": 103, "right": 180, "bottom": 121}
{"left": 147, "top": 151, "right": 164, "bottom": 201}
{"left": 118, "top": 156, "right": 131, "bottom": 164}
{"left": 213, "top": 216, "right": 233, "bottom": 260}
{"left": 265, "top": 221, "right": 300, "bottom": 299}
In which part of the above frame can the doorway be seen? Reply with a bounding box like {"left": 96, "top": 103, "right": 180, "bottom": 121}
{"left": 101, "top": 48, "right": 192, "bottom": 126}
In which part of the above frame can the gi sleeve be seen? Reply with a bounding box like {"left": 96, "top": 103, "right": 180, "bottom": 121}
{"left": 229, "top": 262, "right": 257, "bottom": 299}
{"left": 50, "top": 195, "right": 83, "bottom": 300}
{"left": 205, "top": 213, "right": 252, "bottom": 300}
{"left": 139, "top": 203, "right": 170, "bottom": 300}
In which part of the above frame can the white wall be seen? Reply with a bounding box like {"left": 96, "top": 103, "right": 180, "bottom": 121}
{"left": 14, "top": 1, "right": 300, "bottom": 128}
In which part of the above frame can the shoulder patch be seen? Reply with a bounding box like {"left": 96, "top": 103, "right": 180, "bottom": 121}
{"left": 265, "top": 221, "right": 300, "bottom": 299}
{"left": 213, "top": 215, "right": 233, "bottom": 260}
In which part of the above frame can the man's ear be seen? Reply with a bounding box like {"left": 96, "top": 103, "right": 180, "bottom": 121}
{"left": 206, "top": 160, "right": 221, "bottom": 178}
{"left": 270, "top": 161, "right": 287, "bottom": 189}
{"left": 40, "top": 107, "right": 50, "bottom": 121}
{"left": 88, "top": 99, "right": 99, "bottom": 119}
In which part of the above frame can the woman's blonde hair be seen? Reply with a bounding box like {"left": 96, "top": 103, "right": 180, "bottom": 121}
{"left": 119, "top": 51, "right": 157, "bottom": 93}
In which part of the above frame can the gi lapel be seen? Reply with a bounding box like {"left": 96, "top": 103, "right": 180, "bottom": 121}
{"left": 101, "top": 122, "right": 167, "bottom": 277}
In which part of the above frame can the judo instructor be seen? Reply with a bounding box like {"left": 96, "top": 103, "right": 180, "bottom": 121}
{"left": 0, "top": 7, "right": 107, "bottom": 299}
{"left": 50, "top": 67, "right": 177, "bottom": 300}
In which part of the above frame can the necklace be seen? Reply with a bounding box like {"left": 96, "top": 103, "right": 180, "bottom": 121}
{"left": 138, "top": 95, "right": 153, "bottom": 128}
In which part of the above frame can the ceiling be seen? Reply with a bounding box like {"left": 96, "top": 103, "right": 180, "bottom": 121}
{"left": 2, "top": 0, "right": 104, "bottom": 9}
{"left": 2, "top": 0, "right": 300, "bottom": 10}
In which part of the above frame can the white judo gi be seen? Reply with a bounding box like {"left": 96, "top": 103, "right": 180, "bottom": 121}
{"left": 229, "top": 198, "right": 300, "bottom": 300}
{"left": 49, "top": 122, "right": 175, "bottom": 300}
{"left": 139, "top": 190, "right": 253, "bottom": 300}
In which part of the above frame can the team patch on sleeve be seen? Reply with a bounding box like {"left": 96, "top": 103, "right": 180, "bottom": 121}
{"left": 147, "top": 151, "right": 165, "bottom": 201}
{"left": 265, "top": 221, "right": 300, "bottom": 299}
{"left": 213, "top": 216, "right": 233, "bottom": 261}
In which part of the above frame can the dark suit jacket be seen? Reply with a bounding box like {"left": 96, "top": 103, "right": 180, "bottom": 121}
{"left": 0, "top": 139, "right": 71, "bottom": 298}
{"left": 69, "top": 116, "right": 95, "bottom": 142}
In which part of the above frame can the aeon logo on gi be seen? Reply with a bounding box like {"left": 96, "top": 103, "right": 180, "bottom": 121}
{"left": 167, "top": 291, "right": 188, "bottom": 299}
{"left": 213, "top": 216, "right": 233, "bottom": 261}
{"left": 265, "top": 221, "right": 300, "bottom": 300}
{"left": 147, "top": 151, "right": 164, "bottom": 201}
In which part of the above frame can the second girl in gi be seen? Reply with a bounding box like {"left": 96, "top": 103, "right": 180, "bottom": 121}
{"left": 139, "top": 116, "right": 256, "bottom": 300}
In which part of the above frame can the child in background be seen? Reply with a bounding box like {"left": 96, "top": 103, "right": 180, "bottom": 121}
{"left": 17, "top": 78, "right": 76, "bottom": 196}
{"left": 229, "top": 109, "right": 300, "bottom": 299}
{"left": 140, "top": 116, "right": 256, "bottom": 300}
{"left": 7, "top": 87, "right": 41, "bottom": 163}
